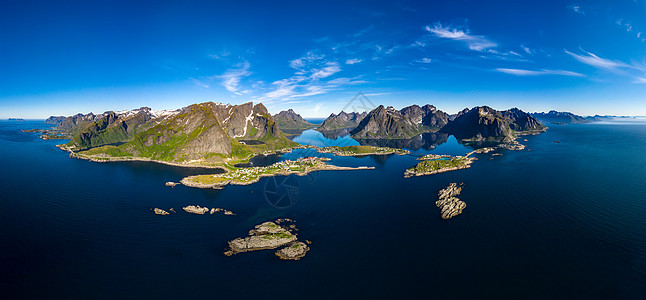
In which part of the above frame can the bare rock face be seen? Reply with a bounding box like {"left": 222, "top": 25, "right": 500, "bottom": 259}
{"left": 153, "top": 208, "right": 170, "bottom": 215}
{"left": 182, "top": 205, "right": 210, "bottom": 215}
{"left": 275, "top": 242, "right": 310, "bottom": 260}
{"left": 436, "top": 183, "right": 466, "bottom": 219}
{"left": 224, "top": 220, "right": 310, "bottom": 261}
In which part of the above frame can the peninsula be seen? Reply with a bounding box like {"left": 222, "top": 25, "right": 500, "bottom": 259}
{"left": 317, "top": 145, "right": 410, "bottom": 156}
{"left": 181, "top": 157, "right": 374, "bottom": 189}
{"left": 404, "top": 156, "right": 475, "bottom": 178}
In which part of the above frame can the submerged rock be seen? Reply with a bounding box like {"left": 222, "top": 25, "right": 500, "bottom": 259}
{"left": 153, "top": 208, "right": 170, "bottom": 215}
{"left": 275, "top": 242, "right": 310, "bottom": 260}
{"left": 182, "top": 205, "right": 210, "bottom": 214}
{"left": 436, "top": 183, "right": 466, "bottom": 219}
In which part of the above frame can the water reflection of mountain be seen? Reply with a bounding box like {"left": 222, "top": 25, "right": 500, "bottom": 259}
{"left": 355, "top": 132, "right": 449, "bottom": 151}
{"left": 316, "top": 128, "right": 353, "bottom": 140}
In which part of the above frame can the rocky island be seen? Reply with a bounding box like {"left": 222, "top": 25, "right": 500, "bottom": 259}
{"left": 224, "top": 220, "right": 310, "bottom": 260}
{"left": 436, "top": 182, "right": 466, "bottom": 219}
{"left": 181, "top": 157, "right": 374, "bottom": 189}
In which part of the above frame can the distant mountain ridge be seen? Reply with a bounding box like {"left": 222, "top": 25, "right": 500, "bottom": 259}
{"left": 530, "top": 110, "right": 616, "bottom": 124}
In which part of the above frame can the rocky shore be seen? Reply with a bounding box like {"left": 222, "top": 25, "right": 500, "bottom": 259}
{"left": 435, "top": 182, "right": 466, "bottom": 219}
{"left": 183, "top": 205, "right": 210, "bottom": 214}
{"left": 224, "top": 220, "right": 310, "bottom": 260}
{"left": 153, "top": 208, "right": 170, "bottom": 215}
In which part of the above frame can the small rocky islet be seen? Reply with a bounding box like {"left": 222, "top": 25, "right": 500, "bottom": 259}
{"left": 224, "top": 220, "right": 310, "bottom": 260}
{"left": 152, "top": 205, "right": 235, "bottom": 216}
{"left": 435, "top": 182, "right": 466, "bottom": 219}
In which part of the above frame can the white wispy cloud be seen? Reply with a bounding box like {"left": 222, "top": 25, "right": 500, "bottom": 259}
{"left": 220, "top": 61, "right": 251, "bottom": 94}
{"left": 416, "top": 57, "right": 432, "bottom": 64}
{"left": 634, "top": 77, "right": 646, "bottom": 84}
{"left": 565, "top": 49, "right": 646, "bottom": 83}
{"left": 564, "top": 49, "right": 633, "bottom": 70}
{"left": 311, "top": 62, "right": 341, "bottom": 79}
{"left": 345, "top": 58, "right": 362, "bottom": 65}
{"left": 259, "top": 51, "right": 368, "bottom": 102}
{"left": 289, "top": 51, "right": 325, "bottom": 71}
{"left": 425, "top": 22, "right": 497, "bottom": 52}
{"left": 208, "top": 49, "right": 231, "bottom": 60}
{"left": 521, "top": 45, "right": 534, "bottom": 55}
{"left": 495, "top": 68, "right": 585, "bottom": 77}
{"left": 616, "top": 19, "right": 633, "bottom": 32}
{"left": 568, "top": 4, "right": 585, "bottom": 15}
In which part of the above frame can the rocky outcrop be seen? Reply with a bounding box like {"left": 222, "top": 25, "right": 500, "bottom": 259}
{"left": 273, "top": 109, "right": 316, "bottom": 130}
{"left": 182, "top": 205, "right": 210, "bottom": 214}
{"left": 224, "top": 220, "right": 311, "bottom": 261}
{"left": 275, "top": 242, "right": 310, "bottom": 260}
{"left": 225, "top": 221, "right": 298, "bottom": 254}
{"left": 153, "top": 208, "right": 170, "bottom": 215}
{"left": 165, "top": 181, "right": 180, "bottom": 187}
{"left": 441, "top": 106, "right": 515, "bottom": 142}
{"left": 317, "top": 111, "right": 367, "bottom": 131}
{"left": 436, "top": 183, "right": 466, "bottom": 219}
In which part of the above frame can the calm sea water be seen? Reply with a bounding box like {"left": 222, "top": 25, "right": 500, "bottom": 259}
{"left": 1, "top": 120, "right": 645, "bottom": 299}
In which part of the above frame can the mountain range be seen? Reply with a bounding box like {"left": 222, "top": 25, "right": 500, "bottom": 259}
{"left": 530, "top": 110, "right": 615, "bottom": 124}
{"left": 49, "top": 102, "right": 297, "bottom": 164}
{"left": 44, "top": 102, "right": 566, "bottom": 164}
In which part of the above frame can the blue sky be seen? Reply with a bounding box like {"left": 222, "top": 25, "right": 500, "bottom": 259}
{"left": 2, "top": 0, "right": 646, "bottom": 118}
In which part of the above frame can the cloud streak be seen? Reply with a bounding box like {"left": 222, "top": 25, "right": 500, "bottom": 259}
{"left": 495, "top": 68, "right": 585, "bottom": 77}
{"left": 425, "top": 22, "right": 497, "bottom": 51}
{"left": 564, "top": 49, "right": 633, "bottom": 70}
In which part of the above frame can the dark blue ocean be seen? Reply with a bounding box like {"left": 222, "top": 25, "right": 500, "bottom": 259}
{"left": 1, "top": 120, "right": 646, "bottom": 299}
